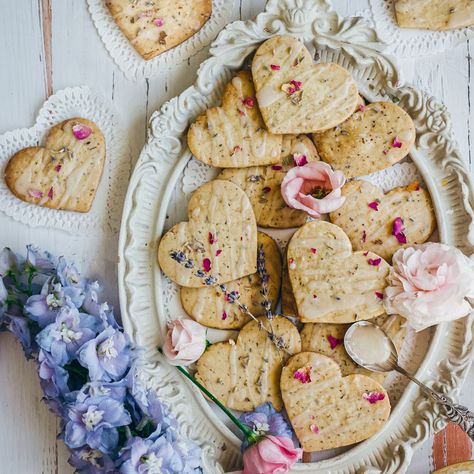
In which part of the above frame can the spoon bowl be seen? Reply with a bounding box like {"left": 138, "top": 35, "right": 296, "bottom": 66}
{"left": 344, "top": 320, "right": 398, "bottom": 372}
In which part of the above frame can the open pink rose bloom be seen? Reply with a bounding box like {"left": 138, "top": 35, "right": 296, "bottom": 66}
{"left": 162, "top": 319, "right": 206, "bottom": 365}
{"left": 281, "top": 161, "right": 346, "bottom": 218}
{"left": 243, "top": 435, "right": 303, "bottom": 474}
{"left": 384, "top": 242, "right": 474, "bottom": 331}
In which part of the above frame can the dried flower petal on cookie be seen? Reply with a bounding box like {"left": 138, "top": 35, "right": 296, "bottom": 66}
{"left": 293, "top": 366, "right": 312, "bottom": 383}
{"left": 327, "top": 335, "right": 343, "bottom": 349}
{"left": 72, "top": 123, "right": 92, "bottom": 140}
{"left": 368, "top": 201, "right": 379, "bottom": 211}
{"left": 392, "top": 217, "right": 407, "bottom": 244}
{"left": 363, "top": 391, "right": 385, "bottom": 404}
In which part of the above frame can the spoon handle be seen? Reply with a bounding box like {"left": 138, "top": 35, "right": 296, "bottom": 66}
{"left": 394, "top": 364, "right": 474, "bottom": 441}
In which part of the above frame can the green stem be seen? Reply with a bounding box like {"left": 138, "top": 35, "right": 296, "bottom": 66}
{"left": 175, "top": 365, "right": 259, "bottom": 444}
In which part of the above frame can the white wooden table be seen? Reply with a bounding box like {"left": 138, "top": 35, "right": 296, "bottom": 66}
{"left": 0, "top": 1, "right": 472, "bottom": 472}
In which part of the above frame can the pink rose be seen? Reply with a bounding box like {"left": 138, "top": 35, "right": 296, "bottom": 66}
{"left": 384, "top": 243, "right": 474, "bottom": 331}
{"left": 281, "top": 161, "right": 346, "bottom": 218}
{"left": 162, "top": 319, "right": 206, "bottom": 365}
{"left": 243, "top": 435, "right": 303, "bottom": 474}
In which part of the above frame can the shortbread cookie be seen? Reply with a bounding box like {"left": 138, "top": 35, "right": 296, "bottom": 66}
{"left": 252, "top": 36, "right": 359, "bottom": 134}
{"left": 287, "top": 221, "right": 389, "bottom": 323}
{"left": 5, "top": 118, "right": 105, "bottom": 212}
{"left": 218, "top": 135, "right": 319, "bottom": 228}
{"left": 196, "top": 315, "right": 301, "bottom": 411}
{"left": 330, "top": 180, "right": 435, "bottom": 261}
{"left": 281, "top": 250, "right": 298, "bottom": 318}
{"left": 313, "top": 102, "right": 416, "bottom": 178}
{"left": 300, "top": 314, "right": 406, "bottom": 384}
{"left": 433, "top": 461, "right": 474, "bottom": 474}
{"left": 395, "top": 0, "right": 474, "bottom": 31}
{"left": 157, "top": 180, "right": 257, "bottom": 287}
{"left": 180, "top": 232, "right": 282, "bottom": 329}
{"left": 281, "top": 352, "right": 390, "bottom": 451}
{"left": 188, "top": 71, "right": 282, "bottom": 168}
{"left": 106, "top": 0, "right": 212, "bottom": 60}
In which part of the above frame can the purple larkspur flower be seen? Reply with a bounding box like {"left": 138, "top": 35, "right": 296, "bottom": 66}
{"left": 0, "top": 278, "right": 7, "bottom": 318}
{"left": 78, "top": 326, "right": 131, "bottom": 382}
{"left": 26, "top": 245, "right": 56, "bottom": 274}
{"left": 4, "top": 314, "right": 32, "bottom": 358}
{"left": 117, "top": 427, "right": 200, "bottom": 474}
{"left": 57, "top": 256, "right": 84, "bottom": 289}
{"left": 25, "top": 278, "right": 85, "bottom": 328}
{"left": 77, "top": 379, "right": 127, "bottom": 404}
{"left": 36, "top": 305, "right": 98, "bottom": 365}
{"left": 64, "top": 396, "right": 131, "bottom": 454}
{"left": 68, "top": 447, "right": 116, "bottom": 473}
{"left": 0, "top": 248, "right": 19, "bottom": 276}
{"left": 239, "top": 402, "right": 293, "bottom": 449}
{"left": 38, "top": 349, "right": 70, "bottom": 398}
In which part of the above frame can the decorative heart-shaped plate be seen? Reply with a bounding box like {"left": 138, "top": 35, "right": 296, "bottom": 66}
{"left": 118, "top": 1, "right": 474, "bottom": 472}
{"left": 0, "top": 86, "right": 129, "bottom": 234}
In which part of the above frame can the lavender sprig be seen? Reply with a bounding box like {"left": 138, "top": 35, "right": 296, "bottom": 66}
{"left": 257, "top": 244, "right": 273, "bottom": 319}
{"left": 169, "top": 249, "right": 290, "bottom": 355}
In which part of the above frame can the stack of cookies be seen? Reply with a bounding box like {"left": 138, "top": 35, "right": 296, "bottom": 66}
{"left": 157, "top": 35, "right": 436, "bottom": 454}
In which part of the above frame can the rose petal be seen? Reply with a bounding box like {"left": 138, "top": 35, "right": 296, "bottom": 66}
{"left": 48, "top": 187, "right": 54, "bottom": 200}
{"left": 368, "top": 258, "right": 382, "bottom": 266}
{"left": 363, "top": 391, "right": 385, "bottom": 404}
{"left": 392, "top": 137, "right": 402, "bottom": 148}
{"left": 153, "top": 18, "right": 164, "bottom": 27}
{"left": 72, "top": 123, "right": 92, "bottom": 140}
{"left": 28, "top": 188, "right": 43, "bottom": 199}
{"left": 270, "top": 64, "right": 280, "bottom": 70}
{"left": 242, "top": 97, "right": 255, "bottom": 108}
{"left": 368, "top": 201, "right": 379, "bottom": 211}
{"left": 215, "top": 249, "right": 222, "bottom": 257}
{"left": 327, "top": 335, "right": 343, "bottom": 349}
{"left": 202, "top": 258, "right": 211, "bottom": 273}
{"left": 272, "top": 164, "right": 283, "bottom": 171}
{"left": 293, "top": 154, "right": 308, "bottom": 166}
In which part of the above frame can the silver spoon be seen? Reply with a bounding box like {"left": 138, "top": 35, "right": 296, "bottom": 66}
{"left": 344, "top": 321, "right": 474, "bottom": 441}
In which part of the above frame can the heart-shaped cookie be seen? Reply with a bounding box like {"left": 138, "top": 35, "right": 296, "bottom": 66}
{"left": 281, "top": 352, "right": 390, "bottom": 451}
{"left": 180, "top": 232, "right": 282, "bottom": 329}
{"left": 300, "top": 314, "right": 406, "bottom": 384}
{"left": 106, "top": 0, "right": 212, "bottom": 60}
{"left": 218, "top": 134, "right": 319, "bottom": 228}
{"left": 157, "top": 180, "right": 257, "bottom": 287}
{"left": 5, "top": 118, "right": 105, "bottom": 213}
{"left": 313, "top": 101, "right": 416, "bottom": 178}
{"left": 251, "top": 36, "right": 359, "bottom": 134}
{"left": 395, "top": 0, "right": 474, "bottom": 31}
{"left": 287, "top": 221, "right": 389, "bottom": 323}
{"left": 196, "top": 316, "right": 301, "bottom": 411}
{"left": 329, "top": 180, "right": 435, "bottom": 261}
{"left": 188, "top": 71, "right": 282, "bottom": 168}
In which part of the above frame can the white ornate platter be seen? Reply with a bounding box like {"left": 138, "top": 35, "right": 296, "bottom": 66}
{"left": 118, "top": 1, "right": 474, "bottom": 472}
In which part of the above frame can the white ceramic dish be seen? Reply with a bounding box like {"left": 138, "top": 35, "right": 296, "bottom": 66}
{"left": 118, "top": 1, "right": 474, "bottom": 472}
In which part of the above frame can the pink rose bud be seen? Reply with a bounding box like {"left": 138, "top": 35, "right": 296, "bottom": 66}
{"left": 243, "top": 435, "right": 303, "bottom": 474}
{"left": 281, "top": 161, "right": 346, "bottom": 219}
{"left": 384, "top": 243, "right": 474, "bottom": 331}
{"left": 153, "top": 18, "right": 165, "bottom": 27}
{"left": 72, "top": 123, "right": 92, "bottom": 140}
{"left": 162, "top": 319, "right": 206, "bottom": 366}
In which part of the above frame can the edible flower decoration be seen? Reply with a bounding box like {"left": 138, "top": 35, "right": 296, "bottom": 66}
{"left": 162, "top": 319, "right": 207, "bottom": 366}
{"left": 384, "top": 243, "right": 474, "bottom": 331}
{"left": 72, "top": 123, "right": 92, "bottom": 140}
{"left": 281, "top": 161, "right": 346, "bottom": 219}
